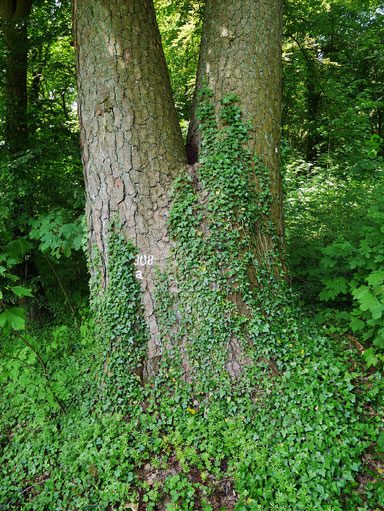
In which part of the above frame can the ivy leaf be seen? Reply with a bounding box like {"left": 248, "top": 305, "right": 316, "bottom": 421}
{"left": 10, "top": 286, "right": 33, "bottom": 298}
{"left": 0, "top": 307, "right": 26, "bottom": 335}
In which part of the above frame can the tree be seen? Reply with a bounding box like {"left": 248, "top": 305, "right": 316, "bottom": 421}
{"left": 73, "top": 0, "right": 284, "bottom": 377}
{"left": 0, "top": 0, "right": 33, "bottom": 154}
{"left": 1, "top": 3, "right": 383, "bottom": 508}
{"left": 0, "top": 0, "right": 88, "bottom": 339}
{"left": 282, "top": 0, "right": 384, "bottom": 167}
{"left": 187, "top": 0, "right": 285, "bottom": 256}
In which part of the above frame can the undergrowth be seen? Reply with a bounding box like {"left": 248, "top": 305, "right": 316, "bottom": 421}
{"left": 1, "top": 95, "right": 383, "bottom": 510}
{"left": 285, "top": 161, "right": 384, "bottom": 368}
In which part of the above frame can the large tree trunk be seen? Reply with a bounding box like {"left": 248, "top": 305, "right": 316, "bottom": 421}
{"left": 0, "top": 0, "right": 33, "bottom": 154}
{"left": 187, "top": 0, "right": 285, "bottom": 258}
{"left": 73, "top": 0, "right": 285, "bottom": 382}
{"left": 73, "top": 0, "right": 187, "bottom": 365}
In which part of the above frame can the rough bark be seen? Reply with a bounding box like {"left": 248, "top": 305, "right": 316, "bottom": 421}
{"left": 1, "top": 0, "right": 33, "bottom": 153}
{"left": 73, "top": 0, "right": 187, "bottom": 362}
{"left": 187, "top": 0, "right": 285, "bottom": 257}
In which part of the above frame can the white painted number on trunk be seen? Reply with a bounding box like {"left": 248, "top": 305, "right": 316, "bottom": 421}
{"left": 134, "top": 254, "right": 154, "bottom": 267}
{"left": 134, "top": 255, "right": 154, "bottom": 279}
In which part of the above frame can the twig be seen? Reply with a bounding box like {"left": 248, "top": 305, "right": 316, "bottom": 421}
{"left": 347, "top": 334, "right": 365, "bottom": 354}
{"left": 0, "top": 349, "right": 35, "bottom": 371}
{"left": 21, "top": 484, "right": 37, "bottom": 495}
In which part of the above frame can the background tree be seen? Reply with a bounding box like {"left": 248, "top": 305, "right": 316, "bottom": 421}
{"left": 283, "top": 0, "right": 384, "bottom": 168}
{"left": 0, "top": 0, "right": 33, "bottom": 153}
{"left": 0, "top": 0, "right": 86, "bottom": 319}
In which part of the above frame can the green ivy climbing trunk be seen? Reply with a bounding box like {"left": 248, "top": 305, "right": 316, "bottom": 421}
{"left": 0, "top": 0, "right": 33, "bottom": 154}
{"left": 187, "top": 0, "right": 285, "bottom": 262}
{"left": 73, "top": 0, "right": 187, "bottom": 368}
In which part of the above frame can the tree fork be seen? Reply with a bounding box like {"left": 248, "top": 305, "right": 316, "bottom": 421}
{"left": 73, "top": 0, "right": 286, "bottom": 382}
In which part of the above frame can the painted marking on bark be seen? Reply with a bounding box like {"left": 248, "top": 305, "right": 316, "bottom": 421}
{"left": 134, "top": 254, "right": 154, "bottom": 266}
{"left": 135, "top": 254, "right": 154, "bottom": 280}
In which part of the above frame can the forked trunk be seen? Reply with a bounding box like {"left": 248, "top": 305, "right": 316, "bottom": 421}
{"left": 73, "top": 0, "right": 285, "bottom": 381}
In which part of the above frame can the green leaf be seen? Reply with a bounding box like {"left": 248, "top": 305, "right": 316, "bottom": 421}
{"left": 5, "top": 238, "right": 31, "bottom": 267}
{"left": 59, "top": 223, "right": 76, "bottom": 239}
{"left": 0, "top": 307, "right": 26, "bottom": 335}
{"left": 350, "top": 317, "right": 365, "bottom": 332}
{"left": 4, "top": 273, "right": 19, "bottom": 282}
{"left": 364, "top": 347, "right": 379, "bottom": 368}
{"left": 365, "top": 297, "right": 384, "bottom": 320}
{"left": 377, "top": 431, "right": 384, "bottom": 452}
{"left": 334, "top": 277, "right": 348, "bottom": 295}
{"left": 367, "top": 270, "right": 384, "bottom": 287}
{"left": 353, "top": 287, "right": 384, "bottom": 319}
{"left": 319, "top": 277, "right": 348, "bottom": 301}
{"left": 373, "top": 329, "right": 384, "bottom": 348}
{"left": 352, "top": 285, "right": 369, "bottom": 301}
{"left": 10, "top": 286, "right": 33, "bottom": 298}
{"left": 73, "top": 235, "right": 83, "bottom": 251}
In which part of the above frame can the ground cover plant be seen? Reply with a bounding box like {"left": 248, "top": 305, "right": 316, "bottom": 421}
{"left": 1, "top": 94, "right": 384, "bottom": 510}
